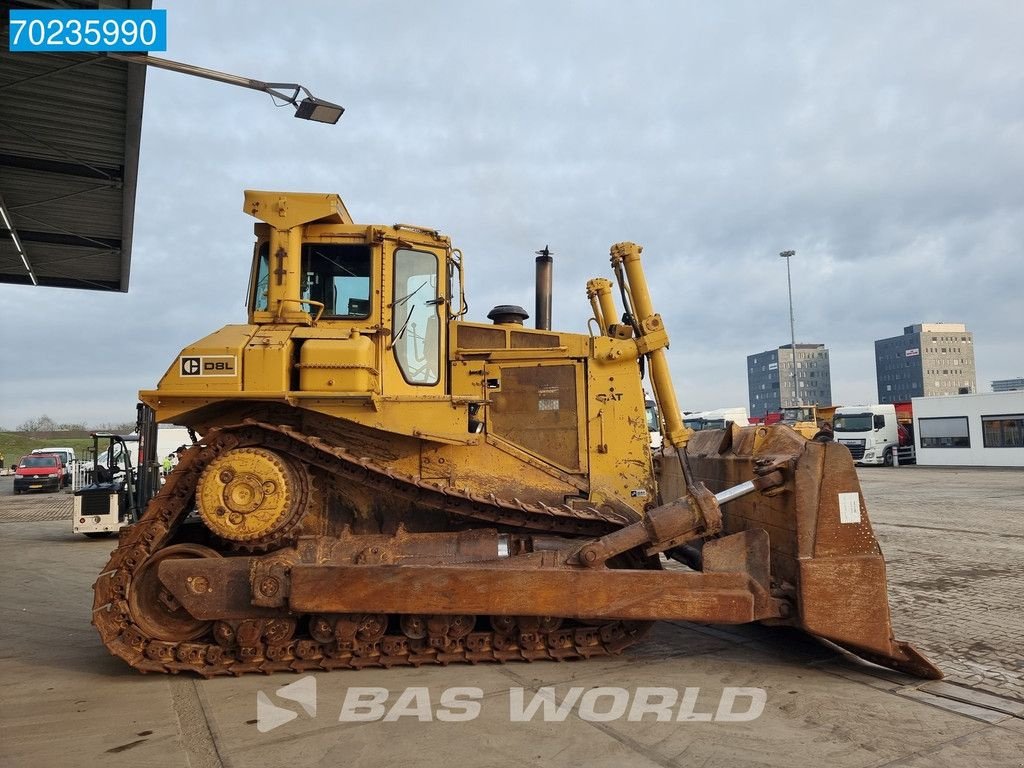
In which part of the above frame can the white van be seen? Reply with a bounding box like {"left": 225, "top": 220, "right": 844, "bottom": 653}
{"left": 31, "top": 446, "right": 77, "bottom": 486}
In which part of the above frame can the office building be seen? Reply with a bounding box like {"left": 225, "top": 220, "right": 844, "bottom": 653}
{"left": 992, "top": 378, "right": 1024, "bottom": 393}
{"left": 875, "top": 323, "right": 976, "bottom": 404}
{"left": 747, "top": 344, "right": 832, "bottom": 417}
{"left": 914, "top": 391, "right": 1024, "bottom": 467}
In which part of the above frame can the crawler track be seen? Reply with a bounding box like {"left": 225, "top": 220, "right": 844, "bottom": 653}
{"left": 92, "top": 422, "right": 651, "bottom": 676}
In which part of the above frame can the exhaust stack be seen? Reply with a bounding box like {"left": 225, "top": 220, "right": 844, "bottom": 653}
{"left": 535, "top": 245, "right": 553, "bottom": 331}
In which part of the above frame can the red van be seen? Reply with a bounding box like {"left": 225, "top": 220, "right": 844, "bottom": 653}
{"left": 13, "top": 454, "right": 64, "bottom": 493}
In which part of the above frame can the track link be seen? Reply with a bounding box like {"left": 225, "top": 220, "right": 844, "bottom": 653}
{"left": 92, "top": 423, "right": 651, "bottom": 676}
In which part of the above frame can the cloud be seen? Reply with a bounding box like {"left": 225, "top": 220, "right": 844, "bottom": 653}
{"left": 2, "top": 0, "right": 1022, "bottom": 427}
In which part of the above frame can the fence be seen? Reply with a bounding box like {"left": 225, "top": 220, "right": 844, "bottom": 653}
{"left": 69, "top": 462, "right": 91, "bottom": 492}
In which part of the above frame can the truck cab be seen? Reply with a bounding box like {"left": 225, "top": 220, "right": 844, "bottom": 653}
{"left": 833, "top": 404, "right": 900, "bottom": 466}
{"left": 684, "top": 407, "right": 750, "bottom": 432}
{"left": 645, "top": 398, "right": 663, "bottom": 450}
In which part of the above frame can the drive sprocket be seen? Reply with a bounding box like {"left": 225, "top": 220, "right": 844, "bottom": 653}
{"left": 196, "top": 446, "right": 309, "bottom": 550}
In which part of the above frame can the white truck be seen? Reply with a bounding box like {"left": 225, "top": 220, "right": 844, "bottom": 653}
{"left": 151, "top": 425, "right": 194, "bottom": 476}
{"left": 683, "top": 407, "right": 750, "bottom": 431}
{"left": 832, "top": 404, "right": 909, "bottom": 466}
{"left": 645, "top": 398, "right": 663, "bottom": 450}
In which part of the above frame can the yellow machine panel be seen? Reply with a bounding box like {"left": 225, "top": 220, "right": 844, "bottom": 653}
{"left": 243, "top": 328, "right": 292, "bottom": 393}
{"left": 298, "top": 332, "right": 377, "bottom": 393}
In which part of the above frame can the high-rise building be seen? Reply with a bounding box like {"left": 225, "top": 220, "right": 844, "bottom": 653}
{"left": 747, "top": 344, "right": 832, "bottom": 417}
{"left": 992, "top": 378, "right": 1024, "bottom": 392}
{"left": 874, "top": 323, "right": 976, "bottom": 404}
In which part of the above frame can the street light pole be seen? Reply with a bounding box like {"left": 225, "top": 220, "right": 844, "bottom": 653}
{"left": 106, "top": 53, "right": 345, "bottom": 124}
{"left": 779, "top": 250, "right": 798, "bottom": 407}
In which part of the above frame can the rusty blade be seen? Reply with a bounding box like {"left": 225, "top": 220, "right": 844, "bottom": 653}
{"left": 678, "top": 424, "right": 943, "bottom": 680}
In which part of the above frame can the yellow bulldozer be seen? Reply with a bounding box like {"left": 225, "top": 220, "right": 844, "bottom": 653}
{"left": 92, "top": 191, "right": 939, "bottom": 679}
{"left": 779, "top": 404, "right": 837, "bottom": 440}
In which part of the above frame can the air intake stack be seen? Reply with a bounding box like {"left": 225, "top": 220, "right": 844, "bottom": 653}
{"left": 535, "top": 245, "right": 553, "bottom": 331}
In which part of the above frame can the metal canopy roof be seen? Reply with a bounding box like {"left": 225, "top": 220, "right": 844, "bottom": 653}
{"left": 0, "top": 0, "right": 148, "bottom": 292}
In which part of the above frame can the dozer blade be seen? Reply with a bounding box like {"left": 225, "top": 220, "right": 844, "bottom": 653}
{"left": 666, "top": 423, "right": 942, "bottom": 679}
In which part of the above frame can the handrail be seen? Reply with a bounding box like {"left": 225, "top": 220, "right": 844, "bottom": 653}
{"left": 275, "top": 298, "right": 325, "bottom": 325}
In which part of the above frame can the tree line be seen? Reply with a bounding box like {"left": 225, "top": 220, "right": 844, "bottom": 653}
{"left": 4, "top": 415, "right": 137, "bottom": 434}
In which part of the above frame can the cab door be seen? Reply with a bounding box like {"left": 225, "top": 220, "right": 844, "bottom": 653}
{"left": 384, "top": 242, "right": 446, "bottom": 395}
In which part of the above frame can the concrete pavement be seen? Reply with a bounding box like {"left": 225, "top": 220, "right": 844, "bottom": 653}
{"left": 862, "top": 467, "right": 1024, "bottom": 701}
{"left": 1, "top": 468, "right": 1022, "bottom": 767}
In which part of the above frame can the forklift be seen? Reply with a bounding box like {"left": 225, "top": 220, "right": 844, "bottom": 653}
{"left": 73, "top": 405, "right": 162, "bottom": 537}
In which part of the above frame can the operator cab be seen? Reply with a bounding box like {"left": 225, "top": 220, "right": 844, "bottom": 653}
{"left": 780, "top": 405, "right": 816, "bottom": 425}
{"left": 243, "top": 192, "right": 452, "bottom": 396}
{"left": 251, "top": 242, "right": 373, "bottom": 319}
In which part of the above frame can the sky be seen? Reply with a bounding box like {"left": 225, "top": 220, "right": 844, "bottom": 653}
{"left": 1, "top": 0, "right": 1022, "bottom": 428}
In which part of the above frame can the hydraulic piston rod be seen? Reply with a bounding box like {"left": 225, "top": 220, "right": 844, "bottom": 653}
{"left": 610, "top": 242, "right": 689, "bottom": 449}
{"left": 577, "top": 478, "right": 764, "bottom": 568}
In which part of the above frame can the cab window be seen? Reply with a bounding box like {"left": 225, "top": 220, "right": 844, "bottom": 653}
{"left": 301, "top": 244, "right": 372, "bottom": 318}
{"left": 253, "top": 242, "right": 270, "bottom": 311}
{"left": 392, "top": 248, "right": 440, "bottom": 385}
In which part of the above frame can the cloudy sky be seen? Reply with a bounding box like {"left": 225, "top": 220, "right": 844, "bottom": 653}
{"left": 1, "top": 0, "right": 1022, "bottom": 428}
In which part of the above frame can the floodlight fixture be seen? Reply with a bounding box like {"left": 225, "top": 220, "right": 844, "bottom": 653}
{"left": 294, "top": 95, "right": 345, "bottom": 124}
{"left": 108, "top": 53, "right": 344, "bottom": 124}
